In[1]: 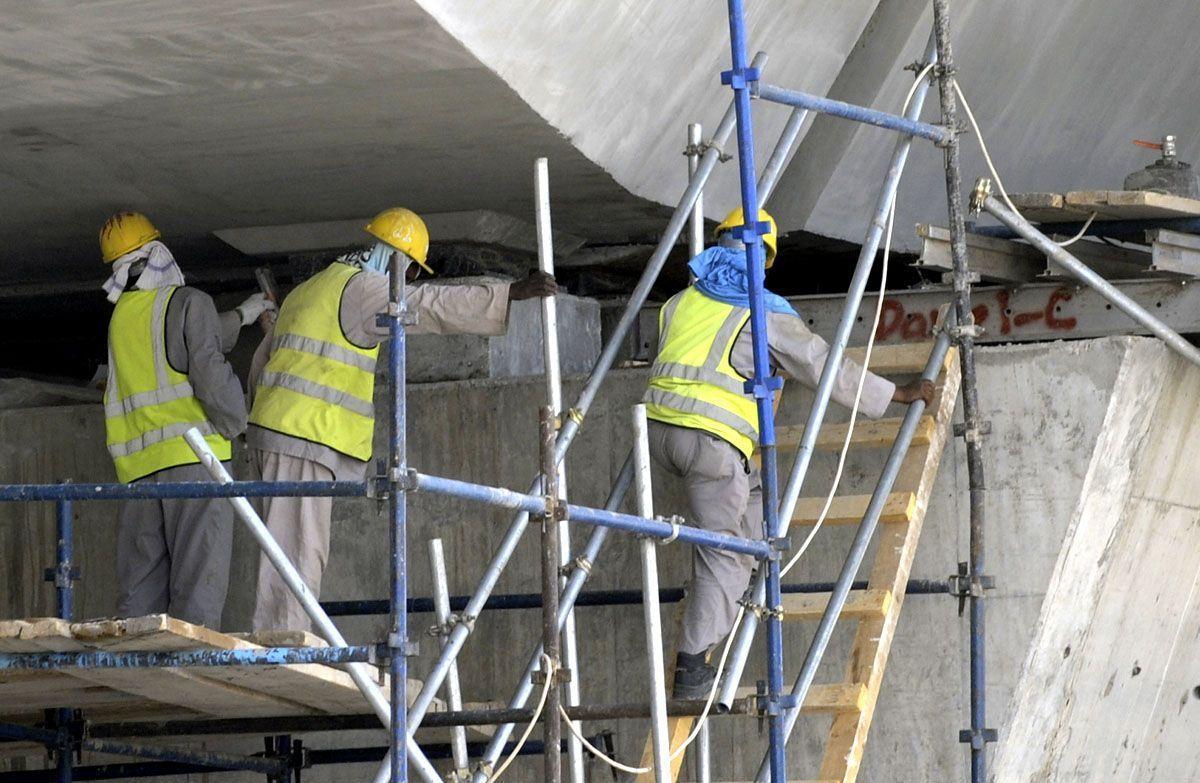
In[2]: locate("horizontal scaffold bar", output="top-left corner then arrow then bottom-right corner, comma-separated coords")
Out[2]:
0,480 -> 368,502
0,644 -> 377,670
322,578 -> 952,616
754,82 -> 952,144
411,471 -> 772,558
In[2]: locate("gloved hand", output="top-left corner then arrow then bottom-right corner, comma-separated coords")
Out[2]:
236,292 -> 277,326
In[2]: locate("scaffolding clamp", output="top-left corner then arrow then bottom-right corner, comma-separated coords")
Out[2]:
954,420 -> 992,444
427,613 -> 474,637
562,555 -> 592,577
949,562 -> 995,616
386,634 -> 421,658
43,563 -> 80,589
377,303 -> 418,327
531,666 -> 572,685
969,177 -> 993,214
656,515 -> 684,545
958,727 -> 999,749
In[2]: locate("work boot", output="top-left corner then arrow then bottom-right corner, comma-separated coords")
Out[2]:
672,651 -> 716,700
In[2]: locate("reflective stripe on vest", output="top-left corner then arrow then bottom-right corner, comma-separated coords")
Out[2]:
104,287 -> 232,483
643,287 -> 761,459
249,262 -> 381,461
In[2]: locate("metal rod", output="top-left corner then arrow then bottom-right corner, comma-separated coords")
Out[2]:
387,234 -> 411,783
180,430 -> 438,783
930,6 -> 991,780
633,405 -> 671,781
410,471 -> 769,558
536,156 -> 586,783
407,52 -> 768,750
470,456 -> 633,783
697,720 -> 712,783
53,495 -> 74,783
687,124 -> 705,257
321,578 -> 950,616
754,82 -> 951,144
0,645 -> 377,670
723,3 -> 787,779
429,539 -> 469,775
976,191 -> 1200,366
752,325 -> 954,782
0,480 -> 366,502
718,29 -> 941,712
756,107 -> 809,205
540,407 -> 563,783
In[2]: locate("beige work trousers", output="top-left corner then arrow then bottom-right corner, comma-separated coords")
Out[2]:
648,420 -> 763,656
250,451 -> 333,632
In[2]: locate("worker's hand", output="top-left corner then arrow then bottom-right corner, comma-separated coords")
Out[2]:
509,271 -> 558,301
236,292 -> 277,326
892,379 -> 935,406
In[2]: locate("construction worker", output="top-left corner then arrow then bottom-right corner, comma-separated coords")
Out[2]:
246,207 -> 557,632
644,208 -> 934,698
101,211 -> 274,628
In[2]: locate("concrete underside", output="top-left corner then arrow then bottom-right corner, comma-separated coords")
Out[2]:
4,1 -> 1199,285
6,335 -> 1196,780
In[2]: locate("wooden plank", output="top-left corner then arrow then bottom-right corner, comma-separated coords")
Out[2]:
843,342 -> 935,375
733,683 -> 867,715
790,493 -> 915,526
780,590 -> 892,623
774,416 -> 934,454
1066,189 -> 1200,220
818,350 -> 962,782
916,223 -> 1044,283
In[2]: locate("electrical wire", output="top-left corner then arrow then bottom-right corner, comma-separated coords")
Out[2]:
486,654 -> 557,782
952,81 -> 1097,247
780,61 -> 933,578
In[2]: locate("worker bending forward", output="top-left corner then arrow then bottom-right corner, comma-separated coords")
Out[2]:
247,207 -> 556,632
101,212 -> 274,628
644,208 -> 933,698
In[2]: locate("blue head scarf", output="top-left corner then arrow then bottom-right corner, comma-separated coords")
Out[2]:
359,241 -> 394,274
688,245 -> 797,315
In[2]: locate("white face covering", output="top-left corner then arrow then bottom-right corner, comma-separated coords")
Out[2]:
102,241 -> 186,303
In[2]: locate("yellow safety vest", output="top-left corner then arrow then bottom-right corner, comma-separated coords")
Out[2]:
643,287 -> 761,459
249,262 -> 380,461
104,288 -> 232,483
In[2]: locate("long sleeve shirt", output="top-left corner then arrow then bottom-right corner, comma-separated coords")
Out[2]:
729,308 -> 896,419
163,287 -> 248,439
245,269 -> 511,479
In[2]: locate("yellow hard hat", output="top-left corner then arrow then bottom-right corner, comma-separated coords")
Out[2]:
365,207 -> 432,275
714,207 -> 778,268
100,212 -> 161,264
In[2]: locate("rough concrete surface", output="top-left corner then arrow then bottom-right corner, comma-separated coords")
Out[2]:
0,336 -> 1162,781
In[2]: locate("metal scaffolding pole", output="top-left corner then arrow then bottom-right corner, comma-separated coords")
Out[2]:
428,540 -> 469,776
535,156 -> 586,783
722,2 -> 787,779
633,405 -> 671,781
539,408 -> 563,783
929,3 -> 994,780
718,29 -> 941,712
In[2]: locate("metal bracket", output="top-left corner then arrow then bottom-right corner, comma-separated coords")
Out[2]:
43,565 -> 81,588
562,555 -> 593,577
969,177 -> 993,214
530,667 -> 572,685
753,681 -> 797,716
720,66 -> 761,91
656,514 -> 684,545
427,613 -> 474,638
386,634 -> 420,658
958,727 -> 999,749
953,420 -> 992,444
949,562 -> 995,616
743,374 -> 784,399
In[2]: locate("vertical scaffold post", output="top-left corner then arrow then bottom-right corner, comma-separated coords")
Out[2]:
686,124 -> 705,257
428,539 -> 469,776
929,2 -> 992,780
388,250 -> 410,783
53,495 -> 74,783
535,157 -> 586,783
632,404 -> 671,781
539,407 -> 563,783
722,1 -> 787,780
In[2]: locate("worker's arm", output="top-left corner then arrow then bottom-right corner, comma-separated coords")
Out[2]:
170,289 -> 248,439
340,272 -> 515,346
214,294 -> 276,354
216,311 -> 240,354
765,310 -> 898,418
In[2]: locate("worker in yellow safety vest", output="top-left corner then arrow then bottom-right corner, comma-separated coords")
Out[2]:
101,211 -> 275,628
246,207 -> 557,632
644,207 -> 934,698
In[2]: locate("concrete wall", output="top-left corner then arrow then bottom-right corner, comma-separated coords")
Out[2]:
0,336 -> 1143,780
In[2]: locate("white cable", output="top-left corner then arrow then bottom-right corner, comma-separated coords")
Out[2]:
779,62 -> 932,578
559,605 -> 748,774
953,81 -> 1096,247
487,654 -> 557,782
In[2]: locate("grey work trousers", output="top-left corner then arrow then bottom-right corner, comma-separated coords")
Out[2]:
648,420 -> 763,656
251,450 -> 333,632
116,462 -> 234,629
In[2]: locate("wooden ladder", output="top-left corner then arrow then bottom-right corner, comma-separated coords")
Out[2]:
634,340 -> 960,782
